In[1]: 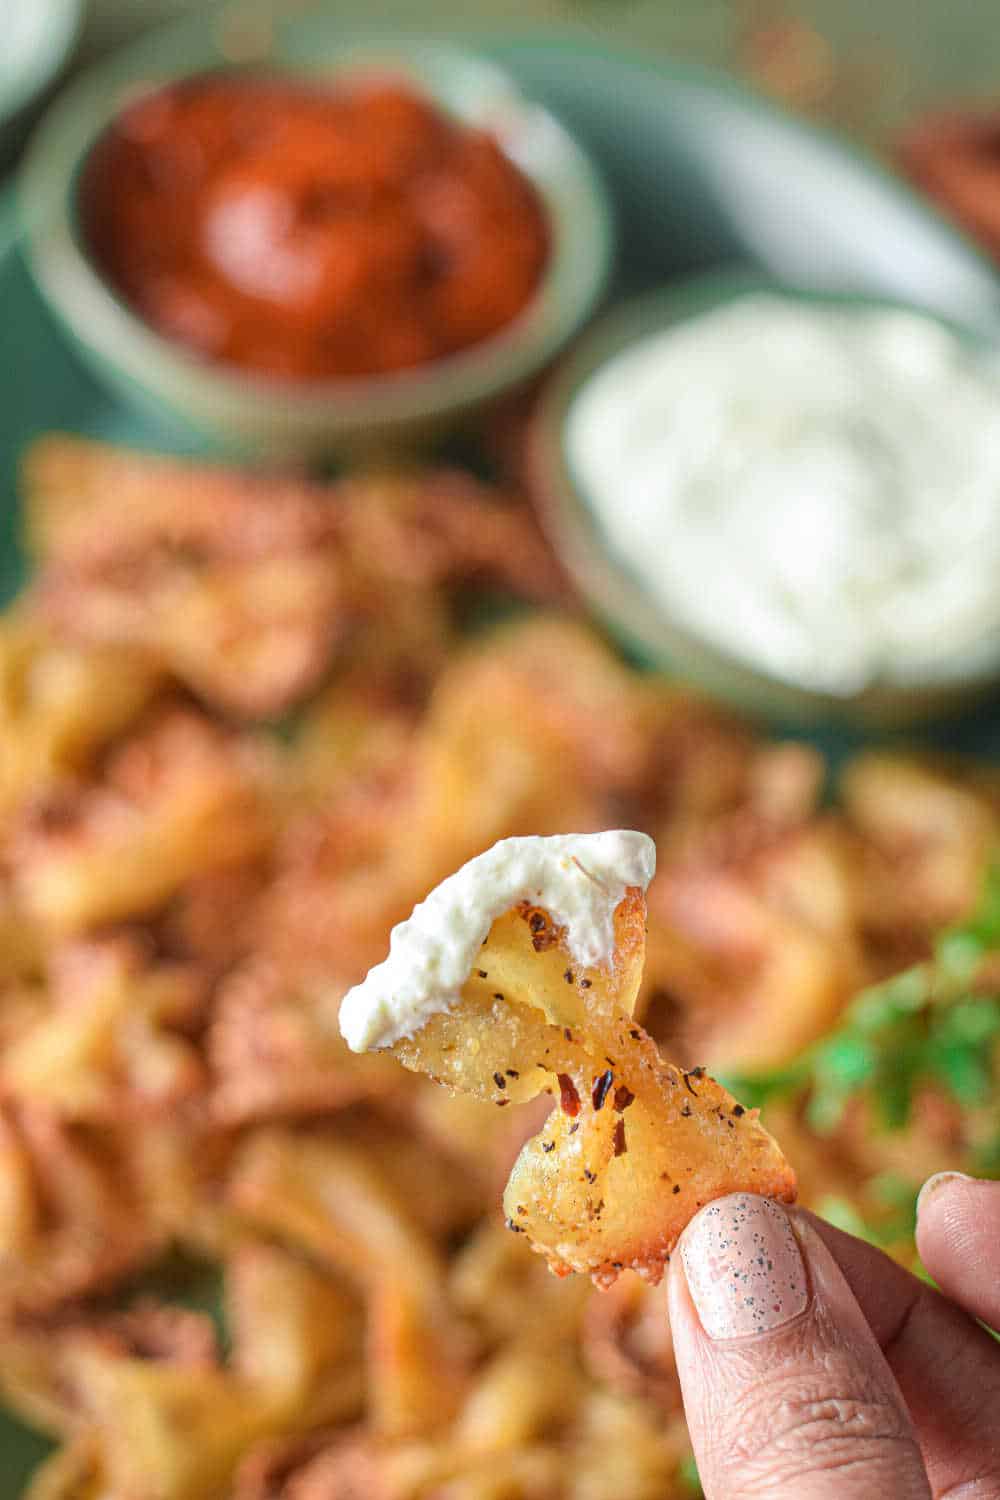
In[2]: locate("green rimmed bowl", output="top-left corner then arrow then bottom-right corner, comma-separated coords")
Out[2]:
18,32 -> 613,462
531,269 -> 1000,730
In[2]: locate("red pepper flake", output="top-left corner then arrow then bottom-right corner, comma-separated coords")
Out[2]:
493,1072 -> 506,1090
613,1118 -> 627,1157
557,1073 -> 581,1117
564,1028 -> 573,1042
591,1069 -> 615,1111
614,1084 -> 635,1111
496,1099 -> 510,1107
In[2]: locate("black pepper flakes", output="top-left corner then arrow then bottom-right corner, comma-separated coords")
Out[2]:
569,1122 -> 580,1135
672,1184 -> 681,1194
506,1068 -> 519,1078
477,969 -> 488,979
613,1118 -> 627,1157
542,1141 -> 555,1153
680,1103 -> 693,1118
563,969 -> 574,984
580,978 -> 592,989
493,1072 -> 506,1090
614,1084 -> 635,1112
732,1103 -> 746,1117
584,1169 -> 597,1184
591,1069 -> 615,1111
493,993 -> 505,1002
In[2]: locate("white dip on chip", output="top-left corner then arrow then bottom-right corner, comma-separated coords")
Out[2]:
566,293 -> 1000,694
339,830 -> 655,1053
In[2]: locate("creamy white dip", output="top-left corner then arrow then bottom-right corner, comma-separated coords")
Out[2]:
339,830 -> 655,1053
566,293 -> 1000,694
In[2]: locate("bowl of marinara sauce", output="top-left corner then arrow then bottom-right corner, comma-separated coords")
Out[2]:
19,40 -> 612,459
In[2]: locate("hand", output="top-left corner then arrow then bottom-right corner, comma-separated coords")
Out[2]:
668,1176 -> 1000,1498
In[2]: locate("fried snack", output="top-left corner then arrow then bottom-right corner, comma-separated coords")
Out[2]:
227,1239 -> 365,1429
0,1299 -> 218,1438
11,707 -> 275,935
0,611 -> 159,822
207,961 -> 393,1127
3,938 -> 206,1122
24,438 -> 563,720
61,1339 -> 279,1500
341,834 -> 796,1286
227,1130 -> 470,1438
646,821 -> 862,1073
0,1108 -> 162,1318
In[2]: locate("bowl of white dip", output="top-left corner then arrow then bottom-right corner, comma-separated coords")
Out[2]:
531,271 -> 1000,727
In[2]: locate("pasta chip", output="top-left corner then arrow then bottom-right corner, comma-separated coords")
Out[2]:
349,866 -> 795,1286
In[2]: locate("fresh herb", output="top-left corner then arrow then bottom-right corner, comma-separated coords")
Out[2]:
678,1453 -> 703,1496
725,861 -> 1000,1139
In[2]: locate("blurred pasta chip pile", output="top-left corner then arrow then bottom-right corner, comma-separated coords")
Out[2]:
0,435 -> 995,1499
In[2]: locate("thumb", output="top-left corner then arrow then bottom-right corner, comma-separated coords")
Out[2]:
668,1194 -> 930,1500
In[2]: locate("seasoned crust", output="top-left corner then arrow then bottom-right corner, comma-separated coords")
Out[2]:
386,890 -> 795,1286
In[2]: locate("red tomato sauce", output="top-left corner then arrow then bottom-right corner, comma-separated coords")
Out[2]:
81,72 -> 550,381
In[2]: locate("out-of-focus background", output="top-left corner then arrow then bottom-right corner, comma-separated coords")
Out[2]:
73,0 -> 1000,124
7,0 -> 1000,164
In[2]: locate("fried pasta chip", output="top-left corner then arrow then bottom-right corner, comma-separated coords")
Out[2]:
3,938 -> 207,1122
0,1108 -> 161,1318
340,832 -> 795,1287
227,1130 -> 470,1437
11,707 -> 275,935
0,612 -> 159,822
227,1239 -> 365,1429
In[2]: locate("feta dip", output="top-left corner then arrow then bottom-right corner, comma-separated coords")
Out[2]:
566,293 -> 1000,694
339,830 -> 655,1053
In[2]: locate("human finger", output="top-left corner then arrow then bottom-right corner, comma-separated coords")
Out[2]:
668,1193 -> 930,1499
915,1172 -> 1000,1332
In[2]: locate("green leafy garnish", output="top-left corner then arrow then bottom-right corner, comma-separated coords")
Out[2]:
724,861 -> 1000,1139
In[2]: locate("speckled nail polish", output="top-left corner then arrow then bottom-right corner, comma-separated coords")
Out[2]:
680,1193 -> 808,1340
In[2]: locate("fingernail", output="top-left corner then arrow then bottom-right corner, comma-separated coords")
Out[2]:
680,1193 -> 808,1340
916,1171 -> 973,1220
